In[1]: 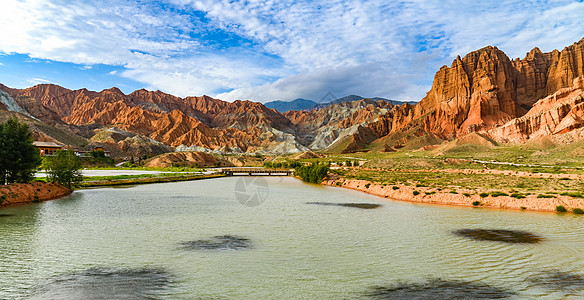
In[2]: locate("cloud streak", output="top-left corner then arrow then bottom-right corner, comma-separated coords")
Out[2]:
0,0 -> 583,102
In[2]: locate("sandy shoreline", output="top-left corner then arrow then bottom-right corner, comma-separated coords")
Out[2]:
323,176 -> 584,212
0,182 -> 72,207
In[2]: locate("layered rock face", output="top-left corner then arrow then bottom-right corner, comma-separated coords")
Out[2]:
4,84 -> 305,154
286,99 -> 393,150
489,76 -> 584,142
361,38 -> 584,145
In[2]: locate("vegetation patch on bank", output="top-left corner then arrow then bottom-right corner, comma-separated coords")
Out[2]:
79,173 -> 225,188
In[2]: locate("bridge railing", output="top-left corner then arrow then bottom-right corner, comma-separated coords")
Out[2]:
221,167 -> 294,175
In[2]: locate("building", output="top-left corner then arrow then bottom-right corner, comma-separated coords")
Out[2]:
74,146 -> 111,157
33,141 -> 65,156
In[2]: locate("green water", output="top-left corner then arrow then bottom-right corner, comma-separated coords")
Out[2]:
1,177 -> 584,299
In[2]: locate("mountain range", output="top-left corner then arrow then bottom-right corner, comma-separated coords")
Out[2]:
264,95 -> 416,112
1,37 -> 583,158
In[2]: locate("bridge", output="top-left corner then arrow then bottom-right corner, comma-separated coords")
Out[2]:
221,167 -> 294,176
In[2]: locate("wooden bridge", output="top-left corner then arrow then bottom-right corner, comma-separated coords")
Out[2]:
221,167 -> 294,176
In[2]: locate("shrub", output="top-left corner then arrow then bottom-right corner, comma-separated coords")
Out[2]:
0,195 -> 5,204
449,190 -> 458,194
560,192 -> 584,198
573,208 -> 584,214
463,193 -> 471,197
336,182 -> 342,186
425,191 -> 435,195
556,205 -> 567,213
472,201 -> 481,206
479,192 -> 489,198
510,192 -> 526,199
392,186 -> 399,190
413,190 -> 420,196
537,194 -> 556,198
365,183 -> 371,189
520,206 -> 527,210
416,183 -> 427,187
490,191 -> 508,197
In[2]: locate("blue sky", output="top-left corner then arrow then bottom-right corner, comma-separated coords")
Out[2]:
0,0 -> 583,103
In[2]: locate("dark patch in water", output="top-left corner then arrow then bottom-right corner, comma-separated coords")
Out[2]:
365,279 -> 514,299
179,235 -> 251,251
0,214 -> 15,218
528,270 -> 584,291
306,202 -> 382,209
453,229 -> 543,244
31,267 -> 173,300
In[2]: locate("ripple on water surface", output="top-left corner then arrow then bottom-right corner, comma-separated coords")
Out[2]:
178,235 -> 252,251
364,279 -> 515,299
452,229 -> 543,244
30,268 -> 173,300
306,202 -> 382,209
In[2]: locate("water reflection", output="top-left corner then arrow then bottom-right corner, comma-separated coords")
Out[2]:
528,270 -> 584,291
452,229 -> 543,244
365,279 -> 514,299
179,235 -> 252,251
30,268 -> 173,300
306,202 -> 382,209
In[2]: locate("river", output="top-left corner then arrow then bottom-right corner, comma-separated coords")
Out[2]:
1,177 -> 583,299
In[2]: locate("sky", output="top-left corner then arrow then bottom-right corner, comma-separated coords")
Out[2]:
0,1 -> 583,103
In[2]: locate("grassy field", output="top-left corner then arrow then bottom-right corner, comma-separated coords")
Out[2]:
288,140 -> 584,198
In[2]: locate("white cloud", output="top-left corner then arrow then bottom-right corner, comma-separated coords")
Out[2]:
0,0 -> 583,101
28,77 -> 56,85
0,62 -> 4,66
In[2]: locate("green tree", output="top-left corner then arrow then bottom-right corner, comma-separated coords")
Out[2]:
46,149 -> 83,188
0,117 -> 41,184
295,163 -> 329,184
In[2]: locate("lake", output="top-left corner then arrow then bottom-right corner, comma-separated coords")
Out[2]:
1,177 -> 583,299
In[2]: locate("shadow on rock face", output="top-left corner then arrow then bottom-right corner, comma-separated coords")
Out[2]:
452,229 -> 543,244
528,270 -> 584,292
306,202 -> 382,209
179,235 -> 252,251
0,214 -> 15,218
31,268 -> 173,300
364,279 -> 514,299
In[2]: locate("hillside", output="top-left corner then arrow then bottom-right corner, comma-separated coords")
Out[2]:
1,37 -> 583,157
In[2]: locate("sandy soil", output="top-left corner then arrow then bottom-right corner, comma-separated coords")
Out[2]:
0,182 -> 72,207
323,176 -> 584,212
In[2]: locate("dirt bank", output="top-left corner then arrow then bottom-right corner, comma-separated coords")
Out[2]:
0,182 -> 72,207
323,176 -> 584,212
